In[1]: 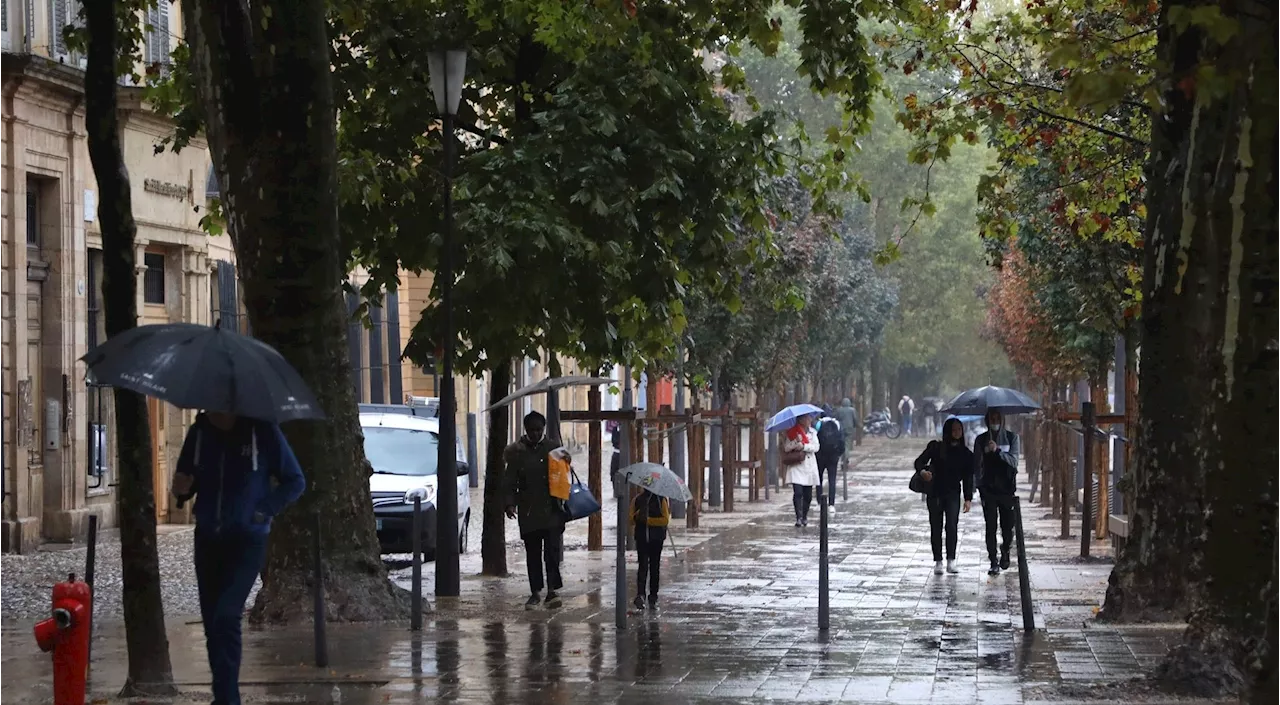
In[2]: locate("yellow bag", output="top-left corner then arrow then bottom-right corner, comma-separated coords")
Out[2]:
548,447 -> 572,500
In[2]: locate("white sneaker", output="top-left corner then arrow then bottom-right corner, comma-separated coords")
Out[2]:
934,561 -> 944,575
946,560 -> 959,574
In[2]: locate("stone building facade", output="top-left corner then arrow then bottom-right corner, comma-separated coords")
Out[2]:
2,0 -> 237,552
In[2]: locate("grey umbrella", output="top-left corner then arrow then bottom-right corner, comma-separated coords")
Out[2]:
482,376 -> 617,413
941,385 -> 1041,416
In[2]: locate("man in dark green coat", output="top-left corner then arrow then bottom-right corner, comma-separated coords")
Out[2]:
504,411 -> 565,609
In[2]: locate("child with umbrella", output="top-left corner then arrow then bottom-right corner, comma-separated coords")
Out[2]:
620,462 -> 692,612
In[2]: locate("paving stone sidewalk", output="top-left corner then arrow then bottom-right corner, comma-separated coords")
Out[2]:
2,439 -> 1217,704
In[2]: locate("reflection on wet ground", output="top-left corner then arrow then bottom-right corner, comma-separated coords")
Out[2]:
2,442 -> 1195,704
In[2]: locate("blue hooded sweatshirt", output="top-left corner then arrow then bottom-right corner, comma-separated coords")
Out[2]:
174,414 -> 306,534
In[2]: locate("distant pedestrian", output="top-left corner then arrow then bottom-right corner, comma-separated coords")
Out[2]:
171,412 -> 306,705
631,488 -> 670,611
898,395 -> 916,436
974,409 -> 1021,575
815,413 -> 845,508
781,413 -> 821,527
834,397 -> 858,471
504,411 -> 567,609
913,417 -> 973,575
607,420 -> 623,497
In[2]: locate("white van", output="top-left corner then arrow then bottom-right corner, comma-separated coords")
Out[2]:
360,409 -> 470,556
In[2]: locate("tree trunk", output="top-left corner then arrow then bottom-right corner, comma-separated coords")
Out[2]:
182,0 -> 405,623
1123,2 -> 1276,696
870,348 -> 884,413
481,364 -> 512,575
83,1 -> 177,694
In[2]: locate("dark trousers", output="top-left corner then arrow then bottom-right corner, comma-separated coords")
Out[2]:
523,527 -> 564,594
927,493 -> 961,561
194,529 -> 268,705
817,457 -> 839,505
635,527 -> 666,598
982,493 -> 1016,564
792,484 -> 813,522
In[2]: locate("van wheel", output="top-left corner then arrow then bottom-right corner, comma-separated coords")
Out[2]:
459,512 -> 470,554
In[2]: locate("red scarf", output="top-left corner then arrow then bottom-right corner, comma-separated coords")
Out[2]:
786,425 -> 810,444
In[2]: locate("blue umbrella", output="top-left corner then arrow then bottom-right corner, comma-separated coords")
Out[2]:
765,403 -> 824,432
941,385 -> 1040,415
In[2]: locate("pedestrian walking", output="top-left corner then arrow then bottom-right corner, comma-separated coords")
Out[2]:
171,412 -> 306,705
504,411 -> 567,609
781,413 -> 821,526
912,417 -> 973,575
631,488 -> 671,611
834,397 -> 858,477
974,409 -> 1021,575
607,419 -> 623,498
898,395 -> 916,437
815,412 -> 845,508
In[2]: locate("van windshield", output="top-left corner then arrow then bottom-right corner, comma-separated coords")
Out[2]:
363,427 -> 439,476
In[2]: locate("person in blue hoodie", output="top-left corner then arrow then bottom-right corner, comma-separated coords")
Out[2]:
171,411 -> 306,705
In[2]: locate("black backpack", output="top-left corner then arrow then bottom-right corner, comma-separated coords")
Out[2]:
817,419 -> 844,457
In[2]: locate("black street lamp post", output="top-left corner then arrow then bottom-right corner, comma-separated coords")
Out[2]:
428,48 -> 466,599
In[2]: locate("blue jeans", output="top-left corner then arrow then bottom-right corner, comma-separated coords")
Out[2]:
195,529 -> 268,705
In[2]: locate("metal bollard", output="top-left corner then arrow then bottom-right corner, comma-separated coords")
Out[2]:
466,413 -> 479,489
1013,497 -> 1036,631
818,491 -> 830,632
313,512 -> 329,667
842,454 -> 849,502
411,496 -> 423,631
85,514 -> 98,676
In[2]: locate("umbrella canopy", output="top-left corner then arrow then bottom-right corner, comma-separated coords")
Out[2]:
620,462 -> 693,502
81,322 -> 323,423
765,403 -> 824,433
941,386 -> 1040,416
483,376 -> 616,413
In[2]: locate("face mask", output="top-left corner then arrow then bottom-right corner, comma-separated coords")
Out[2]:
525,430 -> 544,444
990,423 -> 1002,433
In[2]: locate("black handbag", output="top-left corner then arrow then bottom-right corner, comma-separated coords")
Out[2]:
909,443 -> 936,494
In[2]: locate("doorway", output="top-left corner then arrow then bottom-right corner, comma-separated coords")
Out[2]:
148,397 -> 169,522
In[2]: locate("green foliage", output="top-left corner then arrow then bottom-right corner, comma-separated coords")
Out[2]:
330,0 -> 909,377
878,0 -> 1152,386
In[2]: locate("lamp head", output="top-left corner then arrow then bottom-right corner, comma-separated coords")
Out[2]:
427,49 -> 467,115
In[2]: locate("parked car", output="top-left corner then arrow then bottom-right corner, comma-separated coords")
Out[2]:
361,409 -> 469,556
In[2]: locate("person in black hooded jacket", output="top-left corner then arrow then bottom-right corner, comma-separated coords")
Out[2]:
913,417 -> 974,575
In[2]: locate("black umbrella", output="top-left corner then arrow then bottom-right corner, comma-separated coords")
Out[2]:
81,322 -> 323,423
941,385 -> 1040,416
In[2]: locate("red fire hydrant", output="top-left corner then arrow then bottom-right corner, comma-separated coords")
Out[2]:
33,573 -> 92,705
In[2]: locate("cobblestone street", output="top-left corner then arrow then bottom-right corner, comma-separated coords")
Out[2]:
2,440 -> 1213,704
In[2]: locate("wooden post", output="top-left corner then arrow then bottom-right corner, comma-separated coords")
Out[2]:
1080,401 -> 1094,557
1091,379 -> 1109,540
1058,402 -> 1071,540
751,410 -> 765,501
587,387 -> 603,551
687,417 -> 702,528
723,403 -> 737,513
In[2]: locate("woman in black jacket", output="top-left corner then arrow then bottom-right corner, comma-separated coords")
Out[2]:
913,417 -> 974,575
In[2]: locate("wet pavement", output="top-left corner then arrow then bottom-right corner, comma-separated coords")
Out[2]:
2,440 -> 1213,704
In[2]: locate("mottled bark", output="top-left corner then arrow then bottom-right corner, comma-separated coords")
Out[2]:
181,0 -> 405,623
83,1 -> 177,695
1106,1 -> 1277,699
481,364 -> 512,576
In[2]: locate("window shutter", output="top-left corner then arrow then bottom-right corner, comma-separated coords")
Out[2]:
145,5 -> 159,64
346,292 -> 363,401
369,302 -> 384,404
217,261 -> 238,333
50,0 -> 67,55
157,0 -> 169,64
386,291 -> 403,403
